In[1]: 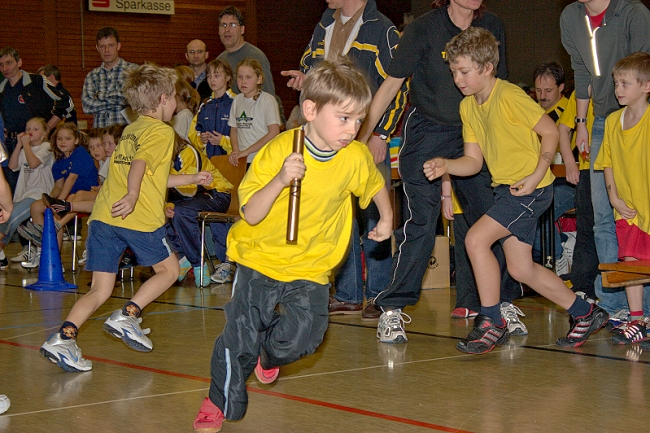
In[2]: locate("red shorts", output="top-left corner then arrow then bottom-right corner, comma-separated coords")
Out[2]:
616,220 -> 650,260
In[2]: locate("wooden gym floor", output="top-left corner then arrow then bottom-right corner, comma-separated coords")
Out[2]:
1,240 -> 649,433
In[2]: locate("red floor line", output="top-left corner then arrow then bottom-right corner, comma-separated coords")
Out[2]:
2,338 -> 472,432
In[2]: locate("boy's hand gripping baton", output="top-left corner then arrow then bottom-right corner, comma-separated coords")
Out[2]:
286,129 -> 305,244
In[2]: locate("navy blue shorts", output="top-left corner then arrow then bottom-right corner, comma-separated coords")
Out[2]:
486,184 -> 553,246
85,221 -> 172,273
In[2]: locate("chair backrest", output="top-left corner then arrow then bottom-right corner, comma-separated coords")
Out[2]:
209,155 -> 246,215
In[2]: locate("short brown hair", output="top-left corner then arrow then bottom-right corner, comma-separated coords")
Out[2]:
299,57 -> 372,115
86,128 -> 105,142
123,64 -> 177,114
445,26 -> 499,76
0,47 -> 20,62
613,52 -> 650,85
104,124 -> 126,142
207,59 -> 233,88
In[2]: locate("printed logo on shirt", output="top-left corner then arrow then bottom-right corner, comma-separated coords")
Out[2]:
18,95 -> 25,104
236,111 -> 254,130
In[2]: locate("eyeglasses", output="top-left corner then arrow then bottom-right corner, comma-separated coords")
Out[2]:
219,22 -> 240,28
188,50 -> 205,55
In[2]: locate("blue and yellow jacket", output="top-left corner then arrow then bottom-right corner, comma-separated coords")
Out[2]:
300,0 -> 407,137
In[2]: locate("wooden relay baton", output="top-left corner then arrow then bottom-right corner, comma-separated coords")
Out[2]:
286,128 -> 305,244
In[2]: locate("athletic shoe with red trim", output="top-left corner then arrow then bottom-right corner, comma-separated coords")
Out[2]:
457,314 -> 509,354
193,397 -> 224,433
254,357 -> 279,384
612,320 -> 647,345
556,304 -> 609,348
451,307 -> 479,318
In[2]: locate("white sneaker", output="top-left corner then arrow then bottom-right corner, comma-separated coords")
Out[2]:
562,231 -> 577,268
21,248 -> 41,269
377,309 -> 411,343
11,245 -> 35,263
40,332 -> 93,372
78,250 -> 87,265
554,253 -> 569,276
211,262 -> 235,284
500,302 -> 528,336
0,394 -> 9,414
103,310 -> 152,352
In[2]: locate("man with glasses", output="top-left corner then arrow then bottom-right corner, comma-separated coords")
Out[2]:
186,39 -> 212,100
216,6 -> 276,96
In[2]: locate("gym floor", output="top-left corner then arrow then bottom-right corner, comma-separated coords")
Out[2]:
1,240 -> 648,433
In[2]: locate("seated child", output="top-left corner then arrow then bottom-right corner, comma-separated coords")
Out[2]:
189,59 -> 235,158
0,118 -> 54,268
171,79 -> 201,141
40,64 -> 213,373
192,58 -> 392,433
595,52 -> 650,345
423,27 -> 608,354
165,134 -> 233,287
228,58 -> 281,166
18,122 -> 98,268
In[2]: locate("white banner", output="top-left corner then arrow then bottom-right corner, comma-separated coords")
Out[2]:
89,0 -> 175,15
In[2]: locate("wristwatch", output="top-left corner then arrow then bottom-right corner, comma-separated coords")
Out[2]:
372,132 -> 388,140
574,117 -> 587,123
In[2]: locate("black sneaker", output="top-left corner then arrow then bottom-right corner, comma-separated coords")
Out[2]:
42,193 -> 71,218
0,256 -> 8,269
457,314 -> 509,354
612,320 -> 647,345
556,304 -> 609,348
119,249 -> 138,269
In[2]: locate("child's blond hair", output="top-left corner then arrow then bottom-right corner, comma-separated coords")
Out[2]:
613,52 -> 650,86
236,58 -> 264,98
123,64 -> 177,114
299,57 -> 372,115
445,26 -> 499,76
207,59 -> 233,89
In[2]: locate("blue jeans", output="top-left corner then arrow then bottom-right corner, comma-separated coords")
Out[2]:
0,198 -> 35,242
590,117 -> 626,313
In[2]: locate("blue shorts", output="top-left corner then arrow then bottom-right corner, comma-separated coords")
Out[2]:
487,184 -> 553,246
85,221 -> 172,273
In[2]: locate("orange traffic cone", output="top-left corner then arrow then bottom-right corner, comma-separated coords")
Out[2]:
26,209 -> 76,291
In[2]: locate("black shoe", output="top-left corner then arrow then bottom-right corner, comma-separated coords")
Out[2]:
42,193 -> 71,218
0,256 -> 8,269
119,249 -> 138,269
556,304 -> 609,348
457,315 -> 509,354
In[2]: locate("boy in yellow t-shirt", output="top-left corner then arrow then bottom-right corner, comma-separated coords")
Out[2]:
193,59 -> 392,433
424,27 -> 608,355
595,52 -> 650,345
40,65 -> 212,373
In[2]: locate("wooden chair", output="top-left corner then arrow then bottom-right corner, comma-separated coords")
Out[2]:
197,155 -> 246,286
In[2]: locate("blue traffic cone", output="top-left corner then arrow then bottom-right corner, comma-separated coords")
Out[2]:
26,208 -> 77,291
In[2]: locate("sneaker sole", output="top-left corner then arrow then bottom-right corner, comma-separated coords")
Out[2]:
210,277 -> 232,284
378,334 -> 408,344
103,322 -> 152,352
457,330 -> 510,354
556,315 -> 609,348
509,328 -> 528,336
39,346 -> 92,373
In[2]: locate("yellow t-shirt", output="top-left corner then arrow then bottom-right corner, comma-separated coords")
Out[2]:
558,91 -> 594,171
227,128 -> 386,284
546,95 -> 569,126
89,115 -> 174,232
171,144 -> 233,197
461,79 -> 555,188
594,106 -> 650,234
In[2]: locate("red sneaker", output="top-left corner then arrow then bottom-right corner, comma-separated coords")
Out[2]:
193,397 -> 224,433
451,307 -> 479,318
254,357 -> 279,384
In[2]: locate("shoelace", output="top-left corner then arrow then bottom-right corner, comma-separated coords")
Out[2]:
386,310 -> 412,329
502,304 -> 525,320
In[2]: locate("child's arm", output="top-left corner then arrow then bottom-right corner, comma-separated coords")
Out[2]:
243,152 -> 305,225
441,173 -> 454,221
423,142 -> 484,181
231,124 -> 280,165
228,126 -> 240,165
50,179 -> 64,199
367,187 -> 393,242
167,171 -> 213,188
57,173 -> 79,200
510,114 -> 559,195
19,136 -> 44,169
0,169 -> 13,223
7,135 -> 24,171
604,167 -> 637,220
558,123 -> 579,185
111,159 -> 146,219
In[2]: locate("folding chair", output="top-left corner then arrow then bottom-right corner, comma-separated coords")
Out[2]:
197,155 -> 246,287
